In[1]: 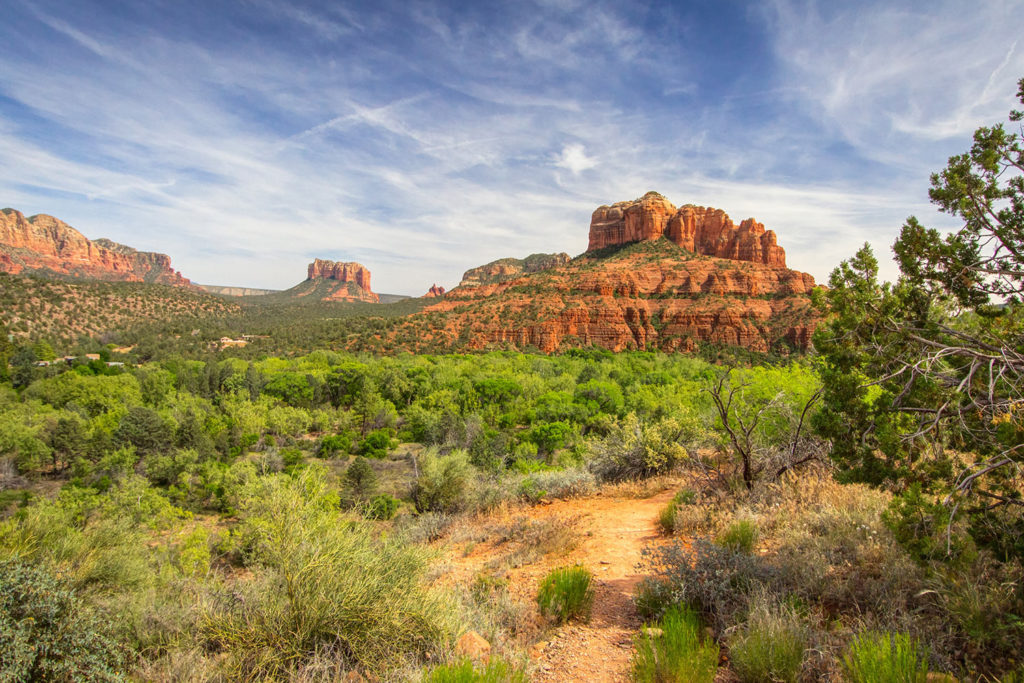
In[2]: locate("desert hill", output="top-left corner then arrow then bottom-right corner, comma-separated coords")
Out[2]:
0,208 -> 192,286
459,253 -> 571,286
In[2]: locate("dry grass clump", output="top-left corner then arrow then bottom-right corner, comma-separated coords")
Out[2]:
485,513 -> 582,569
635,469 -> 963,679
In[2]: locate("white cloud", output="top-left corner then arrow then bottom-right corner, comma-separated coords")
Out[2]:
555,143 -> 597,175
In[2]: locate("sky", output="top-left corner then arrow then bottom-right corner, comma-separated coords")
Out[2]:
1,0 -> 1023,294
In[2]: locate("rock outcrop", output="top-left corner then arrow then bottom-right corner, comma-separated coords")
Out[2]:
304,258 -> 379,303
423,284 -> 446,298
459,253 -> 571,287
0,208 -> 192,286
376,197 -> 819,355
588,192 -> 787,267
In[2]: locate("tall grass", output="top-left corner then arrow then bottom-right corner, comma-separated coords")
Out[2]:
727,593 -> 806,683
632,604 -> 719,683
537,565 -> 594,623
717,519 -> 758,553
200,467 -> 458,677
423,659 -> 528,682
842,631 -> 928,683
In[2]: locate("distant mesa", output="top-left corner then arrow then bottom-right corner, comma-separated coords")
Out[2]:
423,283 -> 446,298
588,191 -> 787,267
0,208 -> 192,286
198,284 -> 279,297
303,258 -> 379,303
459,253 -> 571,287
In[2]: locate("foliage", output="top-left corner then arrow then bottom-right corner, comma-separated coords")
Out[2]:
727,593 -> 807,683
412,448 -> 472,513
0,559 -> 128,681
202,467 -> 456,675
631,603 -> 719,683
813,77 -> 1024,558
842,631 -> 928,683
364,493 -> 400,520
717,519 -> 758,553
588,413 -> 691,482
344,456 -> 379,499
423,658 -> 528,683
536,565 -> 594,624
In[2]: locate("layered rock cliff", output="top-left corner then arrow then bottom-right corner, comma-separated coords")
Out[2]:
376,196 -> 819,355
588,192 -> 787,267
303,258 -> 379,303
0,208 -> 192,286
459,253 -> 571,287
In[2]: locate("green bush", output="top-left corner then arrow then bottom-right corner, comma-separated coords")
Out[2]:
588,414 -> 688,482
842,631 -> 928,683
632,603 -> 719,683
718,519 -> 758,553
423,658 -> 527,682
364,493 -> 400,520
537,565 -> 594,623
413,448 -> 471,513
344,456 -> 379,499
0,560 -> 128,681
358,428 -> 394,458
728,596 -> 806,683
658,501 -> 678,535
202,468 -> 457,676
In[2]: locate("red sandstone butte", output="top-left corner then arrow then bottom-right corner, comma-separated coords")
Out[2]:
306,258 -> 379,302
0,208 -> 192,286
588,192 -> 787,267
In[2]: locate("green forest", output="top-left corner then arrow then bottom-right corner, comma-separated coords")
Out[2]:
1,80 -> 1023,683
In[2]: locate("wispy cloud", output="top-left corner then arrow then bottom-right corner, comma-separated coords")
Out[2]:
0,0 -> 1021,293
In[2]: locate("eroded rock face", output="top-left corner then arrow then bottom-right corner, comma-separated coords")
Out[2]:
308,258 -> 372,289
423,283 -> 446,298
588,192 -> 787,267
421,245 -> 817,353
0,208 -> 192,286
459,253 -> 571,287
306,258 -> 379,302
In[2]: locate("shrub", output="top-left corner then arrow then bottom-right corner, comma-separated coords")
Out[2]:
673,488 -> 697,505
636,538 -> 776,634
202,468 -> 457,676
718,519 -> 758,553
364,493 -> 400,520
0,560 -> 128,681
358,428 -> 394,458
537,565 -> 594,623
632,603 -> 719,683
588,414 -> 687,482
658,502 -> 678,535
413,448 -> 471,514
344,456 -> 379,499
728,594 -> 806,683
519,467 -> 596,503
423,658 -> 527,682
842,631 -> 928,683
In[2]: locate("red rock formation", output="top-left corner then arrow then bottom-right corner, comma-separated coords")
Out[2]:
459,253 -> 571,286
0,208 -> 192,286
376,197 -> 819,355
307,258 -> 373,290
588,192 -> 787,267
306,258 -> 379,302
423,283 -> 446,298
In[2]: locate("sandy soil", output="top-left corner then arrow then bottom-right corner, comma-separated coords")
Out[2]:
440,485 -> 680,682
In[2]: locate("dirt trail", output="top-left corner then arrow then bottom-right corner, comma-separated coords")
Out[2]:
444,486 -> 678,682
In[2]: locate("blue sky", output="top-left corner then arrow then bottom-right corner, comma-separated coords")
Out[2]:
1,0 -> 1022,293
